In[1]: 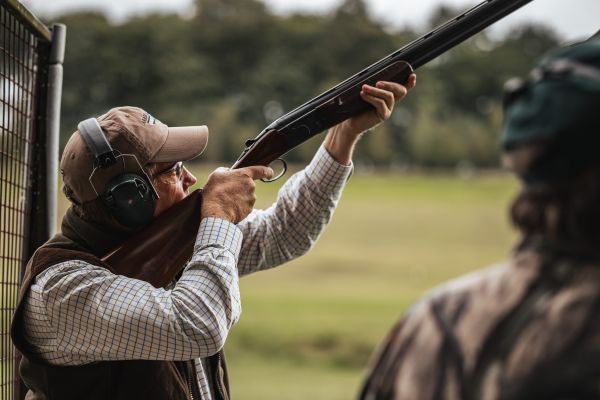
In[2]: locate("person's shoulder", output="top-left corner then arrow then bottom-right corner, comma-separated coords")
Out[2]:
384,259 -> 519,345
413,252 -> 540,317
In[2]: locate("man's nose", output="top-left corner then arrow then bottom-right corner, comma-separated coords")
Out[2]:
182,167 -> 197,188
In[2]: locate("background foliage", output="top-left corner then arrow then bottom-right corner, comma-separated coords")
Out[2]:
49,0 -> 561,168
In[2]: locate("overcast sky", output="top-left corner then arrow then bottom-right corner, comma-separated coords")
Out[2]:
22,0 -> 600,42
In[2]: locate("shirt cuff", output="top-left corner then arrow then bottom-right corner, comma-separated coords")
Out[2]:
305,144 -> 353,191
195,217 -> 243,261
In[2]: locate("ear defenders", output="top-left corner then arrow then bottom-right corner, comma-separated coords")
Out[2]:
77,118 -> 159,228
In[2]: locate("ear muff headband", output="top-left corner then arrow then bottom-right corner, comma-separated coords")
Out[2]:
77,118 -> 118,169
77,118 -> 158,228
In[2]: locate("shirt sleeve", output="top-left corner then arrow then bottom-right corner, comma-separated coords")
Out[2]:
236,144 -> 353,276
27,217 -> 242,363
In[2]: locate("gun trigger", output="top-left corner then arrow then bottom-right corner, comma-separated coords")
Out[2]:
261,158 -> 287,183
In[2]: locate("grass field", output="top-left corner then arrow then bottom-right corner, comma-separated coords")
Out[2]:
54,168 -> 519,399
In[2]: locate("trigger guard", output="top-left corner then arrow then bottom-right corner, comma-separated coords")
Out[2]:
261,158 -> 287,183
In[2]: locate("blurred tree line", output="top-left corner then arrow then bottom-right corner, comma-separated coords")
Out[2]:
50,0 -> 560,168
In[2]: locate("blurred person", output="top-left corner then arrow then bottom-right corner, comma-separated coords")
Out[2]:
359,38 -> 600,400
10,75 -> 416,400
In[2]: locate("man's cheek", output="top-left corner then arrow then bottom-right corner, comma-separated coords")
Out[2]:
156,174 -> 179,185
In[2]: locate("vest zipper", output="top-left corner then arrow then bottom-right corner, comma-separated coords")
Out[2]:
187,372 -> 195,400
187,360 -> 204,400
215,353 -> 226,400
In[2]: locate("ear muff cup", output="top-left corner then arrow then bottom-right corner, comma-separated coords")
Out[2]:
102,173 -> 156,228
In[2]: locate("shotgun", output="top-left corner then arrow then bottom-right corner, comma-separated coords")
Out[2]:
231,0 -> 534,172
103,0 -> 533,285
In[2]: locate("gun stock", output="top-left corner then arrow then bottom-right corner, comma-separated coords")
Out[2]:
101,0 -> 534,284
102,190 -> 203,288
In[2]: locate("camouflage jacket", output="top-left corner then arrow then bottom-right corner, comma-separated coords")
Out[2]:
359,243 -> 600,400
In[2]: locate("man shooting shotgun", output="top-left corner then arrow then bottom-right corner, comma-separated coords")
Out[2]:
10,0 -> 532,398
11,85 -> 415,399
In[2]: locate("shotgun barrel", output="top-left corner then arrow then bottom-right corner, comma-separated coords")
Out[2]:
231,0 -> 534,170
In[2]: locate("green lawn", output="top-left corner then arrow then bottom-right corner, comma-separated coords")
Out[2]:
53,168 -> 518,399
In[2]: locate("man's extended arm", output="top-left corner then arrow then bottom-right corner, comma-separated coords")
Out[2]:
236,77 -> 415,275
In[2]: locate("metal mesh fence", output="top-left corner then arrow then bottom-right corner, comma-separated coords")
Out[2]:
0,2 -> 51,399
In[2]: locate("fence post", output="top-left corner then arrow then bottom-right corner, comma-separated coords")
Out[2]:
46,24 -> 66,236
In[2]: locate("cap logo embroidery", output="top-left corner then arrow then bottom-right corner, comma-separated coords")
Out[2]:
142,113 -> 157,125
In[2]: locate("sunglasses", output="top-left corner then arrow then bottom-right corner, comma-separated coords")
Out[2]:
153,161 -> 184,180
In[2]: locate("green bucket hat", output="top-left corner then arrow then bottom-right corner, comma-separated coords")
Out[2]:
501,38 -> 600,181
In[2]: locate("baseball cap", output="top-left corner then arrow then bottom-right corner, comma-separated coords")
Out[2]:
61,106 -> 209,203
500,38 -> 600,181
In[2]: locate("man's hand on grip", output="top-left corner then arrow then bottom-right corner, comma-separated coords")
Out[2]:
201,166 -> 274,224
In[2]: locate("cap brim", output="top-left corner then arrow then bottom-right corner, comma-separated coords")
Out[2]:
152,125 -> 209,163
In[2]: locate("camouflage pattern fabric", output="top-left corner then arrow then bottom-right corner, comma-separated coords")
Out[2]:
359,242 -> 600,400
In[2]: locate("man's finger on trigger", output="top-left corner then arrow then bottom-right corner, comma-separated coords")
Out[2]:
242,165 -> 274,180
261,166 -> 275,180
